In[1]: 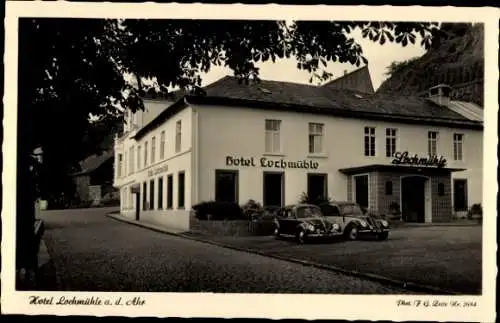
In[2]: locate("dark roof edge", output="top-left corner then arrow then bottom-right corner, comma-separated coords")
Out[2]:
131,92 -> 483,141
132,97 -> 189,140
185,96 -> 484,130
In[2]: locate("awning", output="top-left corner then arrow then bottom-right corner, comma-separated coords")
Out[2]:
338,164 -> 466,175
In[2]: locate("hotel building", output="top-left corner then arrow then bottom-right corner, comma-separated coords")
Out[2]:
113,75 -> 483,230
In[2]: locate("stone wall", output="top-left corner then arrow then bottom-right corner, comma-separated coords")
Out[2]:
189,216 -> 275,236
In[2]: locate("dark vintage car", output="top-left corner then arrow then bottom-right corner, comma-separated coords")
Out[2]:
273,204 -> 343,243
318,201 -> 390,240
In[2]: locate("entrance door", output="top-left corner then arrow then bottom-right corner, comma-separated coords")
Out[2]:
263,172 -> 284,208
354,175 -> 369,210
307,174 -> 327,201
215,170 -> 238,203
401,176 -> 427,223
135,192 -> 140,220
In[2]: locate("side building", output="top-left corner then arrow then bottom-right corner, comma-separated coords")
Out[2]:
113,76 -> 483,230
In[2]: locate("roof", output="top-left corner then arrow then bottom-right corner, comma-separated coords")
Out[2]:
322,65 -> 375,94
72,150 -> 113,176
132,75 -> 483,140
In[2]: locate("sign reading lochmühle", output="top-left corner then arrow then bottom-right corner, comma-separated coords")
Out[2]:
226,156 -> 320,169
147,164 -> 169,177
392,151 -> 447,168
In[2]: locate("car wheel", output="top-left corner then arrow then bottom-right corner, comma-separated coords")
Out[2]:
296,229 -> 307,244
274,227 -> 281,239
377,232 -> 389,241
345,225 -> 359,241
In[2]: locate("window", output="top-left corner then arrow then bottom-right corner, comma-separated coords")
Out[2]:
453,179 -> 468,211
129,146 -> 135,174
364,127 -> 376,156
160,130 -> 166,160
178,172 -> 185,209
215,170 -> 238,203
158,177 -> 164,210
144,141 -> 148,166
453,133 -> 464,161
265,119 -> 281,153
142,182 -> 147,210
166,175 -> 173,209
385,181 -> 393,195
428,131 -> 438,156
151,136 -> 156,164
175,120 -> 182,153
385,128 -> 397,157
438,183 -> 445,196
308,123 -> 324,154
137,145 -> 141,170
123,152 -> 127,177
149,180 -> 155,210
117,153 -> 123,178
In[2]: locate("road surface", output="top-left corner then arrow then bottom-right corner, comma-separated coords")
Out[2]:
40,207 -> 411,293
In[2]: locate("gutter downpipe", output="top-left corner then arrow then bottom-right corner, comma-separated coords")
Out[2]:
188,97 -> 199,230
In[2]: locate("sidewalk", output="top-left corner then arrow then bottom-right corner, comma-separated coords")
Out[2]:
107,213 -> 480,295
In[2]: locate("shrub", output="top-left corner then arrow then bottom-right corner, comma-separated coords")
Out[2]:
192,201 -> 244,220
241,199 -> 264,220
298,192 -> 332,206
468,203 -> 483,220
387,201 -> 402,221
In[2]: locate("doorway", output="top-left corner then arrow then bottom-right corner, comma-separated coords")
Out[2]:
135,192 -> 140,220
307,173 -> 328,201
263,172 -> 284,208
401,176 -> 428,223
354,174 -> 369,210
215,170 -> 239,203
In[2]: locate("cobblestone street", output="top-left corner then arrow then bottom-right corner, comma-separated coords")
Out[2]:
39,207 -> 412,293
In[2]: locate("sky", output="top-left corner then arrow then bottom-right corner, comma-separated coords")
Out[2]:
196,28 -> 427,91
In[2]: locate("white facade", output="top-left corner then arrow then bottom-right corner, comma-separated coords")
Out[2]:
114,94 -> 483,229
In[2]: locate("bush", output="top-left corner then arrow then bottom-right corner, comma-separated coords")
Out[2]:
468,203 -> 483,220
241,199 -> 264,220
298,192 -> 332,206
387,201 -> 402,221
192,201 -> 244,220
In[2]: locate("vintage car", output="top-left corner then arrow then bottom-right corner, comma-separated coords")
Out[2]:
318,201 -> 390,241
273,204 -> 343,244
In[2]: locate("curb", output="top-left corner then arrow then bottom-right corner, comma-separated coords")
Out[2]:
107,213 -> 460,295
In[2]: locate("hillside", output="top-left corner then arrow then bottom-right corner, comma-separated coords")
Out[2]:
377,23 -> 484,107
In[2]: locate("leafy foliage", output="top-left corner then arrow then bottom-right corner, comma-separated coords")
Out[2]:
298,192 -> 332,206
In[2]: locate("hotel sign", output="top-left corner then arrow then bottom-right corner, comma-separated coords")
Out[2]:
391,151 -> 447,168
226,156 -> 319,170
147,164 -> 169,177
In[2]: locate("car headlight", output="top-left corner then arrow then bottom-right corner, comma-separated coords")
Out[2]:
306,224 -> 315,231
359,220 -> 368,227
381,220 -> 389,227
332,223 -> 340,231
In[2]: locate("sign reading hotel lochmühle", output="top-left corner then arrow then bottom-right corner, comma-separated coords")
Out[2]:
225,156 -> 320,170
391,151 -> 447,168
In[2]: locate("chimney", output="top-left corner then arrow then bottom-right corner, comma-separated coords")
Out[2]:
428,84 -> 452,107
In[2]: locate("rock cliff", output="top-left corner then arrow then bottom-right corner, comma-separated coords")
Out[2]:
377,23 -> 484,107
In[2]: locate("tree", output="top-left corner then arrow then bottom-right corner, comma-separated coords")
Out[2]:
16,18 -> 444,282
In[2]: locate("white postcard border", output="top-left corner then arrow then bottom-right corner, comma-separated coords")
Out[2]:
2,2 -> 498,321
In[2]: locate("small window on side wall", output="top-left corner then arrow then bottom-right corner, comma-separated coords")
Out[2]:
385,181 -> 393,195
438,183 -> 445,196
